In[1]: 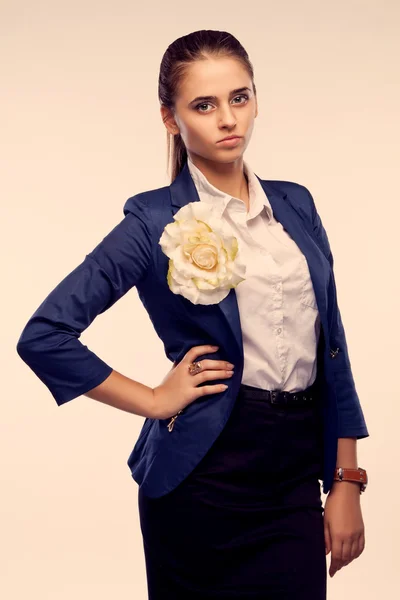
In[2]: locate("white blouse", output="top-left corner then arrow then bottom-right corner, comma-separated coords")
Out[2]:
187,156 -> 321,393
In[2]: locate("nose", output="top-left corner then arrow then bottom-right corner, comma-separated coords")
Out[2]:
218,104 -> 237,128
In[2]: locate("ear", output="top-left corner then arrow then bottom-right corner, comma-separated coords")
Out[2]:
254,96 -> 258,118
160,105 -> 180,135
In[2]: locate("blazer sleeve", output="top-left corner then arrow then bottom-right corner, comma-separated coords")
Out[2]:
16,195 -> 153,407
305,187 -> 369,440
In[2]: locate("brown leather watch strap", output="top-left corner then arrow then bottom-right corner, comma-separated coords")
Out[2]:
333,467 -> 368,493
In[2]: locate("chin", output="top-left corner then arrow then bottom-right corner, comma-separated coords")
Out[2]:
214,151 -> 245,162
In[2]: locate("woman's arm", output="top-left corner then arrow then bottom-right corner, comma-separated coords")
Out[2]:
305,187 -> 369,439
83,369 -> 155,418
335,437 -> 357,468
16,195 -> 153,410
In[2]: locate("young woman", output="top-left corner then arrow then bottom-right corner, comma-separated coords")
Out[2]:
17,29 -> 369,599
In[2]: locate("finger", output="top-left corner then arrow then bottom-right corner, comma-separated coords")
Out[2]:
350,538 -> 360,560
353,534 -> 364,559
341,538 -> 353,564
185,345 -> 219,362
358,532 -> 365,555
192,369 -> 234,384
323,519 -> 331,555
192,359 -> 234,372
195,383 -> 230,397
201,359 -> 235,371
329,538 -> 344,577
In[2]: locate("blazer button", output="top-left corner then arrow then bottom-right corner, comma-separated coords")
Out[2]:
330,347 -> 340,358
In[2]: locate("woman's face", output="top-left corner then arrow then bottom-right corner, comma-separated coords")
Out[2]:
162,56 -> 258,164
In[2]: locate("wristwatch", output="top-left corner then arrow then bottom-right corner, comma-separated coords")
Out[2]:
333,467 -> 368,493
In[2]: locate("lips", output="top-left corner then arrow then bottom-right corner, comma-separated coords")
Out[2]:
218,136 -> 241,142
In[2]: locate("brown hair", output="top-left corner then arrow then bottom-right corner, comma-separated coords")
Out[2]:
158,30 -> 257,183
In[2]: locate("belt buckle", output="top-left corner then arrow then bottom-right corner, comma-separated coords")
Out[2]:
270,391 -> 279,404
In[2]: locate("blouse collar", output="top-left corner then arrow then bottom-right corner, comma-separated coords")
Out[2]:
187,155 -> 273,222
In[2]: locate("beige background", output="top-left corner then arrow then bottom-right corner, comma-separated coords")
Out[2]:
2,1 -> 399,598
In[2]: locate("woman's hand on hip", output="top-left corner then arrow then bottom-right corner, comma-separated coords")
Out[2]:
150,345 -> 234,420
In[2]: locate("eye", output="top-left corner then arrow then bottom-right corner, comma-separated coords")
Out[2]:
195,94 -> 249,113
232,94 -> 249,104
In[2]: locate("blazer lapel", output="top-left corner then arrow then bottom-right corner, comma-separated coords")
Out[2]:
168,162 -> 329,357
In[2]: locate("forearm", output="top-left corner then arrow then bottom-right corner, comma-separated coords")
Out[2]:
84,369 -> 155,418
336,437 -> 357,468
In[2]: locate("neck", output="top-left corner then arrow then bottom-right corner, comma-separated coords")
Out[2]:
188,153 -> 249,205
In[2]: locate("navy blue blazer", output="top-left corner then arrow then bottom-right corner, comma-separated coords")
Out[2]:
16,161 -> 369,497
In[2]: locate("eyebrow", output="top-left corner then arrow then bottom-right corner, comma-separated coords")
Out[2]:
188,87 -> 252,106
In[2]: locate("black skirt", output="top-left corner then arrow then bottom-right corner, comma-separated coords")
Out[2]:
138,382 -> 327,599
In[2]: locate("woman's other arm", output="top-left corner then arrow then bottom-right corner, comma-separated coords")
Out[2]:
305,187 -> 369,439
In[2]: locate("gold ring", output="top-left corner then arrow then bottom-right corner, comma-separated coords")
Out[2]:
188,361 -> 202,375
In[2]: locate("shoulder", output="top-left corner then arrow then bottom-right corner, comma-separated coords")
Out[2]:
122,184 -> 170,217
260,178 -> 316,221
261,178 -> 312,201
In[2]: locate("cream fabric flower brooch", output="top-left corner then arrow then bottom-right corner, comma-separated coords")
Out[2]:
158,201 -> 246,305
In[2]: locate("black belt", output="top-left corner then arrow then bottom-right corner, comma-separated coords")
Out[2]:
239,382 -> 317,405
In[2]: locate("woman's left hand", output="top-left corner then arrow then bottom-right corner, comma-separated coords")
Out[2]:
324,482 -> 366,577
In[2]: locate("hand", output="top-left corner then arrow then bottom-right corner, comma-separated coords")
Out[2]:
324,482 -> 366,577
151,344 -> 235,420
